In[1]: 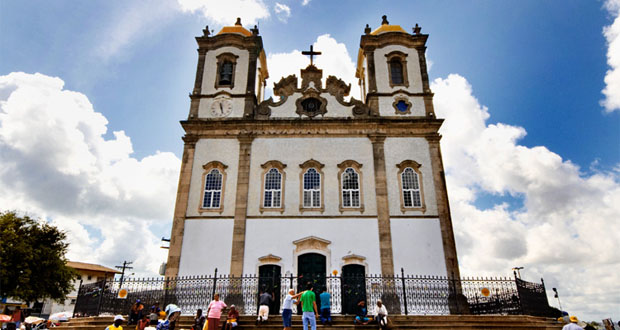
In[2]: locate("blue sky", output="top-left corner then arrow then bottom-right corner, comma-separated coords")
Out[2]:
1,0 -> 619,322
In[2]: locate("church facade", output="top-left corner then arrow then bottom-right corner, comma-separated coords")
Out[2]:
165,17 -> 461,283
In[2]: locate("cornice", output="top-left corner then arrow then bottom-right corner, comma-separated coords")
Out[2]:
360,32 -> 428,51
180,118 -> 443,138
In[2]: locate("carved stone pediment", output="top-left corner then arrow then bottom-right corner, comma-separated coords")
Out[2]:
293,236 -> 331,253
342,254 -> 367,265
258,254 -> 282,264
295,89 -> 327,118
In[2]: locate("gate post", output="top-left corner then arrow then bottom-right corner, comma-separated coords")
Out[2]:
400,268 -> 408,315
72,279 -> 83,318
212,268 -> 218,298
96,277 -> 107,316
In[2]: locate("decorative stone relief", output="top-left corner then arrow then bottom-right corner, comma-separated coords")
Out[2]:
293,236 -> 331,253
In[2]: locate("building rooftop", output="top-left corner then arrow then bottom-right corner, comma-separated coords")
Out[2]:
67,261 -> 120,274
216,18 -> 252,37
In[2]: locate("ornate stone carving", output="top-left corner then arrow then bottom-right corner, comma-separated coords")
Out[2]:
273,75 -> 298,97
258,254 -> 282,264
300,65 -> 323,90
325,76 -> 351,97
295,90 -> 327,118
293,236 -> 331,253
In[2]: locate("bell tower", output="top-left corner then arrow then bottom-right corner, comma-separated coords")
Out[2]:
356,16 -> 434,118
188,18 -> 269,120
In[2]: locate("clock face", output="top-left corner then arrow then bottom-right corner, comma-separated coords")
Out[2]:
210,96 -> 233,117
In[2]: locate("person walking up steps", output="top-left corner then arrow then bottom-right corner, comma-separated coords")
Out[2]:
300,283 -> 319,330
319,287 -> 332,326
282,289 -> 303,330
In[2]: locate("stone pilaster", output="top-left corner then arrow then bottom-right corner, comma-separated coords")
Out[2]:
369,134 -> 395,275
165,135 -> 198,278
417,47 -> 436,118
426,134 -> 461,280
365,50 -> 380,116
229,134 -> 255,276
244,48 -> 259,117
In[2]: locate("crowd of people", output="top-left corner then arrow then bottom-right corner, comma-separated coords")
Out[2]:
106,282 -> 392,330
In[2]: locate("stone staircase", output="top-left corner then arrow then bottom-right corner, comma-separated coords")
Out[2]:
57,314 -> 563,330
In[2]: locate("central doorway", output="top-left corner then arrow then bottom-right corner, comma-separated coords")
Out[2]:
297,253 -> 326,314
258,264 -> 281,314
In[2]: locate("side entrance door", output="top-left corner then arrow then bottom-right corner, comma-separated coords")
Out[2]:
341,264 -> 366,315
258,264 -> 281,314
297,253 -> 326,314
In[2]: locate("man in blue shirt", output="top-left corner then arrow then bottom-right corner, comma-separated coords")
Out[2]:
319,287 -> 332,325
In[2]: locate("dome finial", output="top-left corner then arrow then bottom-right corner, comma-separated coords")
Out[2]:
235,17 -> 242,26
381,15 -> 389,25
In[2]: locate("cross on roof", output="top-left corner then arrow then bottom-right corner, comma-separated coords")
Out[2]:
302,45 -> 322,66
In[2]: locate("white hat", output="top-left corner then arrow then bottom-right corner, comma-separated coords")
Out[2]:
114,315 -> 125,321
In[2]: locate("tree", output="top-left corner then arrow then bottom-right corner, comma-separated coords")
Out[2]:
0,211 -> 76,303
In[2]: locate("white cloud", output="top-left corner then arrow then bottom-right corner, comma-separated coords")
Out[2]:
265,34 -> 358,99
301,0 -> 310,6
432,74 -> 620,321
0,72 -> 181,276
601,0 -> 620,112
274,3 -> 291,22
176,0 -> 270,25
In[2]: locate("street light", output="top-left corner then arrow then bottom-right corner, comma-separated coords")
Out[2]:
512,267 -> 524,278
552,288 -> 563,312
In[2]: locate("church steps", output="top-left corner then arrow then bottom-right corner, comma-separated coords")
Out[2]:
56,315 -> 562,329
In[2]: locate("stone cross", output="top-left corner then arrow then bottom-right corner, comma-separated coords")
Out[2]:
302,45 -> 322,66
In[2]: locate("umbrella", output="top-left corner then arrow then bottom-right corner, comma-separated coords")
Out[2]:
25,316 -> 45,324
0,314 -> 11,322
49,311 -> 72,321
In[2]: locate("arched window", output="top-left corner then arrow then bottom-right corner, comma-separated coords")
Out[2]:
260,160 -> 286,213
263,168 -> 282,208
385,51 -> 409,88
389,59 -> 403,85
203,169 -> 223,208
401,168 -> 421,207
396,160 -> 426,213
342,168 -> 360,208
303,168 -> 321,208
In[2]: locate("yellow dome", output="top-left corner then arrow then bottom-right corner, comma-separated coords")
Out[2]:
370,15 -> 407,35
370,24 -> 407,35
216,18 -> 252,37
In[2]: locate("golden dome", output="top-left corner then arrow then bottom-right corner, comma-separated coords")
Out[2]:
216,17 -> 252,37
370,15 -> 407,35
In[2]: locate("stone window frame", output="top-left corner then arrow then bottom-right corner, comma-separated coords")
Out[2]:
199,161 -> 228,214
337,160 -> 365,213
299,159 -> 325,213
392,96 -> 412,115
214,52 -> 239,89
259,160 -> 286,213
385,51 -> 409,88
396,160 -> 426,213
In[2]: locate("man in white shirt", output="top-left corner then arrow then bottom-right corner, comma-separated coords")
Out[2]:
562,316 -> 584,330
281,289 -> 303,330
374,299 -> 388,329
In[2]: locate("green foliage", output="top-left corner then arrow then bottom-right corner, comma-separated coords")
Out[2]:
0,211 -> 77,303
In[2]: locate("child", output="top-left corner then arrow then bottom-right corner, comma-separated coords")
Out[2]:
106,315 -> 125,330
137,314 -> 150,330
191,309 -> 205,330
223,305 -> 239,330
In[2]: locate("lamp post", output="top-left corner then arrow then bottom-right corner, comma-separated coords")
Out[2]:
552,288 -> 563,312
512,267 -> 524,278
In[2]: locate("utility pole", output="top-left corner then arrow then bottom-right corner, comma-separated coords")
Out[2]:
512,266 -> 524,278
115,261 -> 134,287
552,288 -> 563,312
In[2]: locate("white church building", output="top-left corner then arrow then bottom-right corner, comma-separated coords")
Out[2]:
165,16 -> 461,285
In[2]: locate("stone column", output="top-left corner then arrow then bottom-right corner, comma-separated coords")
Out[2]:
229,134 -> 255,276
165,135 -> 198,278
426,134 -> 461,279
369,134 -> 395,275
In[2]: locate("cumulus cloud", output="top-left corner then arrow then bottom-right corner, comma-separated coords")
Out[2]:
432,74 -> 620,321
176,0 -> 270,25
601,0 -> 620,112
265,34 -> 357,99
274,3 -> 291,22
0,72 -> 181,275
301,0 -> 310,6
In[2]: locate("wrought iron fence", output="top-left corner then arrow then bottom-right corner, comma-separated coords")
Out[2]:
73,269 -> 552,318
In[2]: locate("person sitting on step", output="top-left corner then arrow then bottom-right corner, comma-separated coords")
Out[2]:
354,300 -> 370,325
373,299 -> 388,329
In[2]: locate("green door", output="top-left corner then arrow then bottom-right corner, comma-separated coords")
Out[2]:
297,253 -> 326,313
